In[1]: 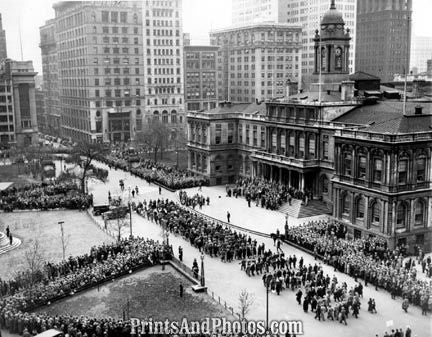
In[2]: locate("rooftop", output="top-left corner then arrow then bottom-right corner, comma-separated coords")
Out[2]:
334,101 -> 432,134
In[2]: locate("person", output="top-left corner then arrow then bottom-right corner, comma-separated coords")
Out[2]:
179,284 -> 183,297
227,211 -> 230,223
179,247 -> 183,262
402,297 -> 409,313
405,326 -> 411,337
159,186 -> 162,195
9,234 -> 12,245
296,289 -> 303,305
131,189 -> 135,198
135,186 -> 139,195
6,225 -> 9,238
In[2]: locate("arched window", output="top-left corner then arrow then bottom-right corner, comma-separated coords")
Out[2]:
398,157 -> 408,185
309,134 -> 316,158
356,197 -> 365,219
396,203 -> 407,228
162,110 -> 168,124
371,201 -> 381,226
343,152 -> 352,176
373,158 -> 382,182
358,154 -> 367,179
342,193 -> 350,216
414,199 -> 424,226
136,109 -> 141,115
416,156 -> 426,182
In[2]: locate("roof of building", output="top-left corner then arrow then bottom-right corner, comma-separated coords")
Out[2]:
288,90 -> 342,103
333,101 -> 432,134
205,102 -> 266,115
321,0 -> 345,25
210,22 -> 301,34
349,71 -> 380,81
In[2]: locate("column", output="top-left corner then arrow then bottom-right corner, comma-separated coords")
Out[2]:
383,200 -> 388,234
270,165 -> 274,181
364,196 -> 370,229
279,167 -> 283,184
288,170 -> 292,188
409,199 -> 415,233
334,188 -> 339,218
300,172 -> 304,191
391,201 -> 397,236
350,191 -> 356,224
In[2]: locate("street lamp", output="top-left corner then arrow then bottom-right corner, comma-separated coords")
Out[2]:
265,274 -> 272,331
128,186 -> 132,237
200,253 -> 205,287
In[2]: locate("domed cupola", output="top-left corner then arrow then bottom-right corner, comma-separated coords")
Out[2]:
313,0 -> 351,75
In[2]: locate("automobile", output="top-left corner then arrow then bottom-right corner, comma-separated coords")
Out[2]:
93,204 -> 110,216
34,329 -> 64,337
102,206 -> 129,220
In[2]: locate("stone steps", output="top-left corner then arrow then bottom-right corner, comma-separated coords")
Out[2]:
279,199 -> 332,219
0,236 -> 22,255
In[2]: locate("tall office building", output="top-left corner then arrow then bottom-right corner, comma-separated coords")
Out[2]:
410,36 -> 432,74
231,1 -> 357,88
184,45 -> 219,111
142,0 -> 185,131
0,59 -> 39,146
40,19 -> 61,137
355,0 -> 412,82
232,0 -> 290,26
0,14 -> 7,61
210,23 -> 302,103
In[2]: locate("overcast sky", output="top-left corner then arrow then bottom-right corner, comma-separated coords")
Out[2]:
1,0 -> 431,74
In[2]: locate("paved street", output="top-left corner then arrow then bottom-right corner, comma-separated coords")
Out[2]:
86,160 -> 431,337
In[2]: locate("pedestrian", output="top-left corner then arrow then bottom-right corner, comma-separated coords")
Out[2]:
131,189 -> 135,198
6,225 -> 9,238
227,211 -> 230,223
135,186 -> 139,195
9,234 -> 12,245
159,186 -> 162,195
402,297 -> 409,313
179,247 -> 183,262
179,284 -> 183,297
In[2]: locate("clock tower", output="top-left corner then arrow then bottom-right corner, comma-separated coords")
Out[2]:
311,0 -> 351,90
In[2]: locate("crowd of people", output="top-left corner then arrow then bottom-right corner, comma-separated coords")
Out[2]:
230,177 -> 312,210
179,191 -> 210,210
0,237 -> 172,336
0,181 -> 93,211
136,198 -> 258,262
282,219 -> 431,313
98,154 -> 208,190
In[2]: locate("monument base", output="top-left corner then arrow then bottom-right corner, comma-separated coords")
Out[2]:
191,285 -> 207,293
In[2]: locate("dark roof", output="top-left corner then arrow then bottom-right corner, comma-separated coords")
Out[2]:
289,90 -> 342,102
349,71 -> 380,81
321,1 -> 344,25
333,101 -> 432,134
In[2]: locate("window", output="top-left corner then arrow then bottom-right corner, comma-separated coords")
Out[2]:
398,158 -> 408,184
343,152 -> 352,176
321,175 -> 329,194
396,203 -> 407,228
358,155 -> 366,179
299,135 -> 305,157
308,136 -> 315,157
416,157 -> 426,182
323,136 -> 329,160
356,197 -> 365,219
227,123 -> 234,144
373,158 -> 382,182
342,193 -> 350,215
215,124 -> 221,144
414,200 -> 424,226
371,202 -> 381,226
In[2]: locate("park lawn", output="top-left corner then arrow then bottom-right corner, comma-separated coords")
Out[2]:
34,265 -> 233,322
0,210 -> 114,280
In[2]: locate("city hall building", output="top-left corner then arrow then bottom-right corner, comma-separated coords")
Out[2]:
186,2 -> 432,251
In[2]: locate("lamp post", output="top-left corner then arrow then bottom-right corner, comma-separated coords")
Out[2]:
128,186 -> 132,237
200,253 -> 205,287
265,274 -> 271,331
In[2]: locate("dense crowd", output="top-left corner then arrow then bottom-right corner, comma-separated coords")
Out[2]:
179,191 -> 210,210
230,177 -> 312,210
98,153 -> 208,190
283,219 -> 431,312
137,199 -> 258,262
0,237 -> 172,336
0,181 -> 92,211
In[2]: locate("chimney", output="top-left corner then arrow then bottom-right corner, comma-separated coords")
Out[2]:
414,105 -> 423,115
341,81 -> 355,101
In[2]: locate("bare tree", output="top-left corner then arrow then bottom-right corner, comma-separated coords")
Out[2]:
68,142 -> 108,193
136,119 -> 170,162
238,289 -> 254,320
59,222 -> 71,261
23,239 -> 46,296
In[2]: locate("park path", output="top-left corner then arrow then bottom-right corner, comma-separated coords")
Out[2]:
84,160 -> 432,337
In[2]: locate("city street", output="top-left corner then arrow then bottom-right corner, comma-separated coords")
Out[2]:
87,160 -> 431,337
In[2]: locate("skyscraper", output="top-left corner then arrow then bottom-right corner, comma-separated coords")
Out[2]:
355,0 -> 412,82
231,1 -> 357,88
210,23 -> 302,103
142,0 -> 185,131
410,35 -> 432,74
0,14 -> 7,61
